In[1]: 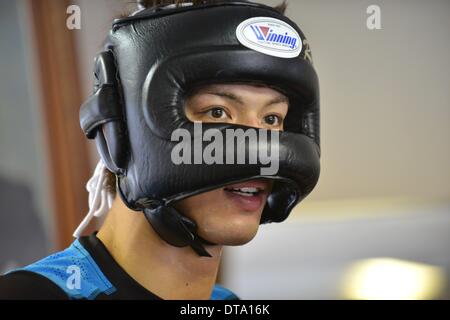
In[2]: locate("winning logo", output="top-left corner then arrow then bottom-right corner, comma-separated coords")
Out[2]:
236,17 -> 302,58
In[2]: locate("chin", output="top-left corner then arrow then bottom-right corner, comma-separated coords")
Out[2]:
221,234 -> 258,246
176,186 -> 267,246
199,219 -> 260,246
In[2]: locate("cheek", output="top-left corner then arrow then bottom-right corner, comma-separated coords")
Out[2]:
175,189 -> 232,219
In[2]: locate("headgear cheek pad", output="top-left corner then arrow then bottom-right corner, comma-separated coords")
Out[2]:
80,1 -> 320,257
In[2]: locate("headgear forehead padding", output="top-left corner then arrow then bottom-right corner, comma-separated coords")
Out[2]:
80,1 -> 320,257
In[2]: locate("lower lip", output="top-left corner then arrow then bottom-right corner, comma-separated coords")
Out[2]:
223,189 -> 265,212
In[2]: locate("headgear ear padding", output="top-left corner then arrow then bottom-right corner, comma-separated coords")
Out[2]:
80,51 -> 128,175
80,1 -> 320,257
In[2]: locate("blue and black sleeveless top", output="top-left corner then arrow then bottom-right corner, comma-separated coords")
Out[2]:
0,233 -> 238,300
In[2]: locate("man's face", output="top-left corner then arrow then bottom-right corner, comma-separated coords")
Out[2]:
174,84 -> 289,246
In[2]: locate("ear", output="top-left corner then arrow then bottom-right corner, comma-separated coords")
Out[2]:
79,50 -> 128,175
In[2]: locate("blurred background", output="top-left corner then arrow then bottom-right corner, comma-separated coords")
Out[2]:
0,0 -> 449,299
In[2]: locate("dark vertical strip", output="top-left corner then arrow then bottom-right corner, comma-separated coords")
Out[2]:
29,0 -> 90,249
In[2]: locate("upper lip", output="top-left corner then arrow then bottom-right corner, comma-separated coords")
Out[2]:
224,179 -> 270,192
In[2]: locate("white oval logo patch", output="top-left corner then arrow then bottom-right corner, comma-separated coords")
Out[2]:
236,17 -> 302,59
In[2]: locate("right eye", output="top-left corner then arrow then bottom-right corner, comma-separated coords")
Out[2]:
205,107 -> 229,120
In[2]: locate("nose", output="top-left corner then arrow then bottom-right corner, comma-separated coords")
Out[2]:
236,113 -> 263,129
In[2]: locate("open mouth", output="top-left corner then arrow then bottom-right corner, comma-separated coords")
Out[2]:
223,180 -> 271,212
223,186 -> 264,197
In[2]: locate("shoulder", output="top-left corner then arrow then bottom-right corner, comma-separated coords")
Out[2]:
0,239 -> 115,300
0,270 -> 68,299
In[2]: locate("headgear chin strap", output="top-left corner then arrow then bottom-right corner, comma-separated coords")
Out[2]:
78,1 -> 321,257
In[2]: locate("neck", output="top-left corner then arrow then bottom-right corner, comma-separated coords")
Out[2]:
97,197 -> 223,300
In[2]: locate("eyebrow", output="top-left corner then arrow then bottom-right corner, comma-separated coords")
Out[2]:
204,90 -> 288,107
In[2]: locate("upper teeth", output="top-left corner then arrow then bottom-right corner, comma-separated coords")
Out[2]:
238,187 -> 258,193
228,187 -> 259,194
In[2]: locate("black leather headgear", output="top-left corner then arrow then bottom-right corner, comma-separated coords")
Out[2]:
80,1 -> 320,257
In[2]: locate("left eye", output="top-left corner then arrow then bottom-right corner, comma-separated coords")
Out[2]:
264,114 -> 281,126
